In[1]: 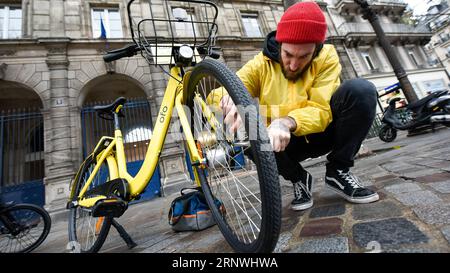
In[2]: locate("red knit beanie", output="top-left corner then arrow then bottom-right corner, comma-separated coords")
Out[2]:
276,2 -> 327,44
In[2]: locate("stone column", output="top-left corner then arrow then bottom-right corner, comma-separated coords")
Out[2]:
42,39 -> 75,213
49,0 -> 65,37
416,46 -> 429,68
334,42 -> 358,80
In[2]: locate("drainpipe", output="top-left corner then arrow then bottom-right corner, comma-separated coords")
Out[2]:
354,0 -> 419,103
283,0 -> 298,10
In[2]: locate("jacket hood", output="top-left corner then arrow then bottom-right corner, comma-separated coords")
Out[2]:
263,31 -> 280,63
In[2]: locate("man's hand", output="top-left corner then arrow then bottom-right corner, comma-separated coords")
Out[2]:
220,95 -> 242,133
268,117 -> 297,152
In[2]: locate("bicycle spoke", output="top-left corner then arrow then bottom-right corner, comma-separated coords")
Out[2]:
209,159 -> 261,236
192,81 -> 265,246
1,235 -> 12,253
71,157 -> 111,252
197,110 -> 262,204
218,173 -> 259,241
0,207 -> 48,253
211,156 -> 262,216
21,231 -> 38,248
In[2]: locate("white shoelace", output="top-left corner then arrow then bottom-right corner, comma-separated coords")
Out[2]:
337,170 -> 363,189
294,178 -> 312,199
293,182 -> 303,199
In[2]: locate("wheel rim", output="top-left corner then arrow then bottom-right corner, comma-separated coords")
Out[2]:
380,126 -> 394,141
385,129 -> 392,139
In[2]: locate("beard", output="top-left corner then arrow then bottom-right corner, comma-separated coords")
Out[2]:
280,57 -> 314,82
280,64 -> 305,82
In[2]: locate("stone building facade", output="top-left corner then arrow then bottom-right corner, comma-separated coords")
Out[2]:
325,0 -> 450,109
423,0 -> 450,77
2,0 -> 448,213
0,0 -> 285,213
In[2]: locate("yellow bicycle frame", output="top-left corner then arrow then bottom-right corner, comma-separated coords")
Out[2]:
77,66 -> 207,208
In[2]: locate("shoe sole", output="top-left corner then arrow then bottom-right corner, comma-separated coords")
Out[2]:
291,199 -> 313,211
325,184 -> 379,204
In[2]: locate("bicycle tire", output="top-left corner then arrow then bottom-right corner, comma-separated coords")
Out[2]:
0,203 -> 51,253
185,59 -> 282,253
68,155 -> 112,253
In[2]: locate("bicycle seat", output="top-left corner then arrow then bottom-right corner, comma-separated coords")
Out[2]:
94,97 -> 127,115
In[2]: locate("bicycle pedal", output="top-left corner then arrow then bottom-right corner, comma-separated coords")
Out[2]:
92,198 -> 128,218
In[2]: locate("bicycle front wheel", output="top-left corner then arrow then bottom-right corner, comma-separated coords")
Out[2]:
0,204 -> 51,253
184,59 -> 282,253
68,155 -> 113,253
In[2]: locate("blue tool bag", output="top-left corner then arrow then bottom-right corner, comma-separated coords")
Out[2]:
168,187 -> 221,232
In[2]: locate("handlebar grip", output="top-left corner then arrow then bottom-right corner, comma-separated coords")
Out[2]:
196,46 -> 221,59
103,44 -> 139,63
209,49 -> 221,60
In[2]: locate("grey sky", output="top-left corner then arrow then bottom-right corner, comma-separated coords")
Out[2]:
403,0 -> 433,15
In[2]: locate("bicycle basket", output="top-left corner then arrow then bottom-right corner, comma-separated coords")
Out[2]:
130,0 -> 219,66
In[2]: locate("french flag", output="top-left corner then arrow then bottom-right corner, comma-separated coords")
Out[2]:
99,17 -> 107,39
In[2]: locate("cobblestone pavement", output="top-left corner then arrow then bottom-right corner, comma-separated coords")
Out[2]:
36,127 -> 450,253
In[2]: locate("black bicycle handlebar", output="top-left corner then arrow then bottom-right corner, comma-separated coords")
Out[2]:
103,44 -> 140,63
197,46 -> 221,59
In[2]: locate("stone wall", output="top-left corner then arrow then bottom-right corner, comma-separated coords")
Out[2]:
0,0 -> 285,212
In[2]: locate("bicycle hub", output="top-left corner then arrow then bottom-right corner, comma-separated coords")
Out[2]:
205,145 -> 233,169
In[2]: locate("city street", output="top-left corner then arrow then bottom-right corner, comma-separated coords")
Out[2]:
1,0 -> 450,258
36,126 -> 450,253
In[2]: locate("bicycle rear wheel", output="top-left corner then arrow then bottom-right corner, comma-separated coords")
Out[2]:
68,155 -> 112,253
184,59 -> 281,253
0,203 -> 51,253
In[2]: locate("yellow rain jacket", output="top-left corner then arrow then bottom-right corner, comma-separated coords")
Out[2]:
236,44 -> 342,137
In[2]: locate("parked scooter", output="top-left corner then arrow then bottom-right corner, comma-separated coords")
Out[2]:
378,83 -> 450,142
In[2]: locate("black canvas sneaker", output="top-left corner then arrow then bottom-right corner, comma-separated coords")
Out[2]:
325,168 -> 379,203
291,170 -> 314,211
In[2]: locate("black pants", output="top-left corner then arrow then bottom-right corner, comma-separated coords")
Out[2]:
275,78 -> 377,183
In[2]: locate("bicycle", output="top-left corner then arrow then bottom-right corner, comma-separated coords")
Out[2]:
67,0 -> 281,253
0,201 -> 51,253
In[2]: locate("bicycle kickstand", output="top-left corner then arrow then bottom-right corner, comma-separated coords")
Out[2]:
111,219 -> 138,249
